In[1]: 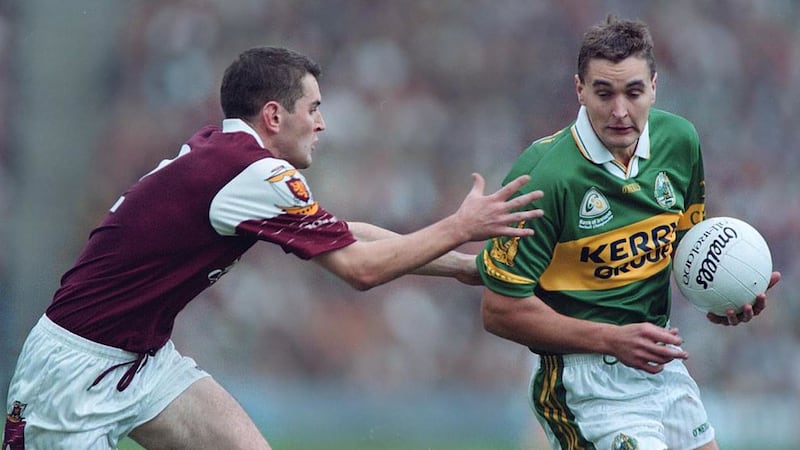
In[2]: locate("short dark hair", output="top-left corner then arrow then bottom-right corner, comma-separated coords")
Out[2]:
577,16 -> 656,82
220,46 -> 322,119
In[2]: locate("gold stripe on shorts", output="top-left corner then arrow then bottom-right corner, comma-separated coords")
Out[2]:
535,355 -> 593,450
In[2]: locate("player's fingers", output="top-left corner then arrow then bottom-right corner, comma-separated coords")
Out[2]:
642,324 -> 682,346
657,342 -> 688,360
737,304 -> 755,323
638,361 -> 664,374
752,294 -> 766,315
644,354 -> 679,368
725,309 -> 738,326
767,271 -> 781,289
641,342 -> 688,370
495,225 -> 535,238
506,189 -> 545,209
506,208 -> 544,223
494,175 -> 531,200
723,307 -> 751,326
646,354 -> 676,367
706,312 -> 730,326
469,173 -> 486,196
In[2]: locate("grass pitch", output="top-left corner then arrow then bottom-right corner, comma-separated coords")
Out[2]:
116,437 -> 527,450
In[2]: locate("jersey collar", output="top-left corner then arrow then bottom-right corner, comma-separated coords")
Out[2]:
571,106 -> 650,179
222,118 -> 265,148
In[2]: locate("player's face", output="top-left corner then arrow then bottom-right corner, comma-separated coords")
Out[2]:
273,74 -> 326,169
576,57 -> 656,159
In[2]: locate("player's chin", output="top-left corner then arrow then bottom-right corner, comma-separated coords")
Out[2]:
605,135 -> 637,150
295,155 -> 313,169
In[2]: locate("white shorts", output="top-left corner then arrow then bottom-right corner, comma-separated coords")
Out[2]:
529,353 -> 715,450
4,315 -> 209,450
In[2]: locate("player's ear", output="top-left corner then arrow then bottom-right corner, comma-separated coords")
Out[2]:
261,101 -> 282,133
574,74 -> 585,105
650,72 -> 657,105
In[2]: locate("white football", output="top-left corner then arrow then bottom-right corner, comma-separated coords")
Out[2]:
672,217 -> 772,316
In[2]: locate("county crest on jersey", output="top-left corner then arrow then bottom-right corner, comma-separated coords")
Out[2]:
478,107 -> 705,327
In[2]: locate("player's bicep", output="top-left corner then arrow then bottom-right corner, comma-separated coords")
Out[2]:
480,287 -> 545,333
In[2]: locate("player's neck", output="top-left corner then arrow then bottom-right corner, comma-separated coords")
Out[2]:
610,143 -> 637,168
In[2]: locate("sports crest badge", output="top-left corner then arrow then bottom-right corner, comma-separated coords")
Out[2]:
3,401 -> 27,450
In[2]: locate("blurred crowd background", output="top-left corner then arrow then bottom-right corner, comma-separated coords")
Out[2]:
2,1 -> 799,448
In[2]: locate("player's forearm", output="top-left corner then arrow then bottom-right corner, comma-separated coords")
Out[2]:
347,221 -> 399,241
327,216 -> 471,290
481,289 -> 616,355
347,220 -> 475,279
410,250 -> 476,279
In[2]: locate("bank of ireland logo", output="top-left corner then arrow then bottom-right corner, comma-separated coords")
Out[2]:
654,171 -> 676,208
579,187 -> 613,229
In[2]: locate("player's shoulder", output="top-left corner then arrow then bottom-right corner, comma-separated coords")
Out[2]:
506,126 -> 574,182
186,124 -> 222,144
529,125 -> 575,152
186,124 -> 285,168
649,108 -> 699,141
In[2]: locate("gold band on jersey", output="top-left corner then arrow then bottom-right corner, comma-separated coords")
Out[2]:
539,213 -> 680,291
678,203 -> 705,231
481,249 -> 535,285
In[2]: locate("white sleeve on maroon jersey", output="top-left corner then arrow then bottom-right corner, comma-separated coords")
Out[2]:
209,158 -> 318,236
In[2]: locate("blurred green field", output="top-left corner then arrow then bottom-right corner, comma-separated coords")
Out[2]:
117,439 -> 143,450
103,381 -> 800,450
117,437 -> 527,450
116,437 -> 797,450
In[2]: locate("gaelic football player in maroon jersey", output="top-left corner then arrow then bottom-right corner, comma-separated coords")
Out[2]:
4,47 -> 544,449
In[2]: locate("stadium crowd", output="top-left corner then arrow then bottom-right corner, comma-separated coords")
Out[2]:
3,0 -> 800,447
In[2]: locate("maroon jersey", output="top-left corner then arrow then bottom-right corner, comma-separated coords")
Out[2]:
47,119 -> 355,353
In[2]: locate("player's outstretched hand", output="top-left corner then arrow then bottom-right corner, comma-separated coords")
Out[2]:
706,271 -> 781,326
453,173 -> 544,242
612,323 -> 688,374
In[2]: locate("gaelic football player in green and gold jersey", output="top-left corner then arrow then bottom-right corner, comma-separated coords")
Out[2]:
478,16 -> 781,450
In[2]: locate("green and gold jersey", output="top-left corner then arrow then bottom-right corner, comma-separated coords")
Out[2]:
478,107 -> 705,327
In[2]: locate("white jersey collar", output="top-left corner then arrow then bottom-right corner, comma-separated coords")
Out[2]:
572,106 -> 650,179
222,118 -> 265,148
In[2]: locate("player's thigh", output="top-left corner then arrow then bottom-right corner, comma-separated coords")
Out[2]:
128,377 -> 271,450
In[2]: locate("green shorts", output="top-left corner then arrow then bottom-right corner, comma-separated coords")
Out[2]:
530,352 -> 714,449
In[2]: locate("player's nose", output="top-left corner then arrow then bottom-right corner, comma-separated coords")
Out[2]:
315,112 -> 326,132
611,98 -> 628,119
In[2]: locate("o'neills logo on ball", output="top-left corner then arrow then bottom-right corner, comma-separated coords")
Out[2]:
680,221 -> 738,289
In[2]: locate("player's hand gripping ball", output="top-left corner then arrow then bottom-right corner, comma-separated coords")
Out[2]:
672,217 -> 772,316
